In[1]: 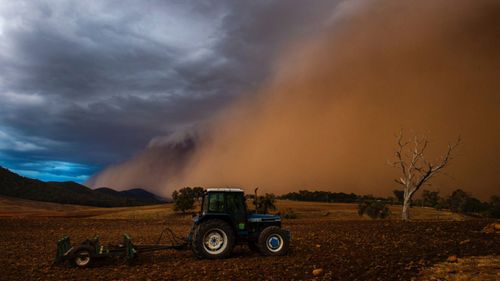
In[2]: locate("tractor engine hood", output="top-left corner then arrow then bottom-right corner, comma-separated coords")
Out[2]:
247,214 -> 281,222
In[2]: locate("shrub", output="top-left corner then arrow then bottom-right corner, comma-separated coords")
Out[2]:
435,197 -> 449,210
358,200 -> 391,219
393,190 -> 404,205
172,187 -> 195,213
281,208 -> 297,219
487,196 -> 500,218
422,190 -> 440,207
447,189 -> 489,214
253,192 -> 277,214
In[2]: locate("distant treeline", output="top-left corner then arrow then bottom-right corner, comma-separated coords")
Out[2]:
397,189 -> 500,218
279,189 -> 499,219
279,190 -> 361,203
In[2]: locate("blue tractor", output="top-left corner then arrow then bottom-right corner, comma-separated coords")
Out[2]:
189,188 -> 290,259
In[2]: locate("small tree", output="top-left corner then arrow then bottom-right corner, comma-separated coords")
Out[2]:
422,190 -> 440,207
447,189 -> 469,213
358,200 -> 391,219
253,188 -> 277,214
172,187 -> 195,213
447,189 -> 489,214
192,187 -> 205,204
487,196 -> 500,218
390,131 -> 460,220
393,190 -> 404,205
435,196 -> 449,210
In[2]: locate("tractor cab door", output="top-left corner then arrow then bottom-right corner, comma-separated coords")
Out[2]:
226,192 -> 248,235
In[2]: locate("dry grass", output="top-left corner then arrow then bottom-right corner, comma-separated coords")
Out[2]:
92,204 -> 175,219
0,195 -> 170,218
417,256 -> 500,281
0,196 -> 467,221
276,200 -> 466,221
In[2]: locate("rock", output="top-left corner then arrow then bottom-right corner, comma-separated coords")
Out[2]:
481,223 -> 500,234
312,268 -> 324,276
447,256 -> 458,263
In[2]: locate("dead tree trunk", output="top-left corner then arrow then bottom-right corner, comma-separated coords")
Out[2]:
402,196 -> 411,221
391,131 -> 460,221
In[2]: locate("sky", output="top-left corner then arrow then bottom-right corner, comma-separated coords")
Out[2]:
0,1 -> 498,199
0,0 -> 339,182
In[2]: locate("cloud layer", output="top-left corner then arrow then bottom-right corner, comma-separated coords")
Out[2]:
0,0 -> 339,181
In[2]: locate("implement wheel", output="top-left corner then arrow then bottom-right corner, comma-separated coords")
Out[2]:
192,219 -> 235,259
72,247 -> 93,268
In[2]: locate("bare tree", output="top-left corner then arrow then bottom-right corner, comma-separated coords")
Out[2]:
390,131 -> 460,220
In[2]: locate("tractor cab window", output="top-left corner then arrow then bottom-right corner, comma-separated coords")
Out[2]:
208,192 -> 225,213
226,192 -> 246,216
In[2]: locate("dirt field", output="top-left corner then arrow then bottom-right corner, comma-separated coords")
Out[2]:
0,197 -> 498,280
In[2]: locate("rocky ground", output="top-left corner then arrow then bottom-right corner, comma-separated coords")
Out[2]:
0,217 -> 498,280
417,255 -> 500,281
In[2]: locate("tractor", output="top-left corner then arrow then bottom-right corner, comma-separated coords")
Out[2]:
189,188 -> 290,258
55,188 -> 290,267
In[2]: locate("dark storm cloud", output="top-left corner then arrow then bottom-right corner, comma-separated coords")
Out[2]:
0,0 -> 340,181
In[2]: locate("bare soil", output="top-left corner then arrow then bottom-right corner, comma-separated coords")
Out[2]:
0,216 -> 498,281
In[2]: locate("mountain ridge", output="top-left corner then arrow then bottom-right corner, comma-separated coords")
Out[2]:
0,166 -> 166,207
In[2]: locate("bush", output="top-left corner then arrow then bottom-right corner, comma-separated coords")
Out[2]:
358,200 -> 391,219
393,190 -> 404,205
172,187 -> 196,213
253,193 -> 277,214
281,208 -> 297,219
487,196 -> 500,218
447,189 -> 489,214
435,197 -> 449,210
422,190 -> 440,207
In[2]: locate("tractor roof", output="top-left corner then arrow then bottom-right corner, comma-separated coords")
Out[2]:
206,188 -> 244,193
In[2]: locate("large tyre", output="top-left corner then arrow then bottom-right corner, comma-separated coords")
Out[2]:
257,226 -> 290,256
72,247 -> 93,268
192,219 -> 235,259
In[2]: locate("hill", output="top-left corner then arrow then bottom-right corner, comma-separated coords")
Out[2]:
94,187 -> 168,204
0,166 -> 165,207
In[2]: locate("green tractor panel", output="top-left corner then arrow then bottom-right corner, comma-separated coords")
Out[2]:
189,188 -> 291,259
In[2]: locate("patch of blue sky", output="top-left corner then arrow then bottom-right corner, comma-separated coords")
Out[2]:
0,158 -> 99,184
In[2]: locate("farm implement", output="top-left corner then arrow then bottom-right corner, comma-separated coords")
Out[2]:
54,188 -> 291,267
55,229 -> 187,267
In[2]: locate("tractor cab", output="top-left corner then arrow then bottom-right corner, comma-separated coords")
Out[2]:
190,188 -> 290,259
199,188 -> 249,233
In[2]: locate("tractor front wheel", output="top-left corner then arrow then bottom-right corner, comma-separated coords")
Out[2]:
257,226 -> 290,256
192,219 -> 235,259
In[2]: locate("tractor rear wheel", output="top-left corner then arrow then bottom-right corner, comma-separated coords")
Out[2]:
192,219 -> 235,259
257,226 -> 290,256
